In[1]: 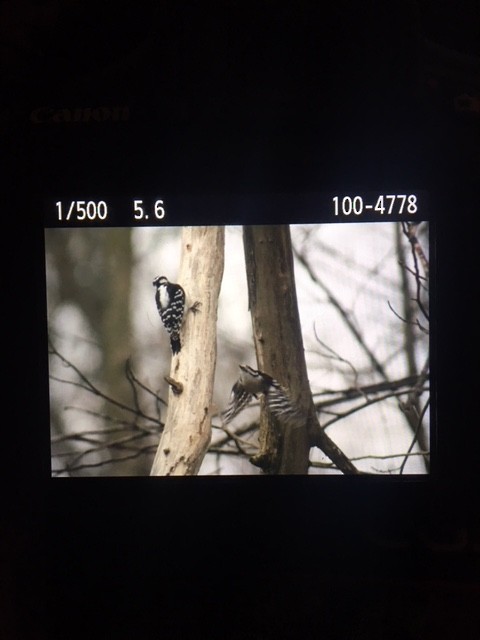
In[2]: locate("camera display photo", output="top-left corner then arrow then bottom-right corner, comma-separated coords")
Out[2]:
45,194 -> 431,476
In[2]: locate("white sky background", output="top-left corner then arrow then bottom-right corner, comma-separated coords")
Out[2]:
47,221 -> 430,475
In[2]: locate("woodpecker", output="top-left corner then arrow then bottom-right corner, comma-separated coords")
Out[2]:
221,365 -> 305,428
153,276 -> 186,354
221,380 -> 256,425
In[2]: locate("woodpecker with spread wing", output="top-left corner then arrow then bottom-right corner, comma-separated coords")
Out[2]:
221,364 -> 305,428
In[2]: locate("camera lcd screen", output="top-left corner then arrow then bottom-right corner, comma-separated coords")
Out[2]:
44,192 -> 431,476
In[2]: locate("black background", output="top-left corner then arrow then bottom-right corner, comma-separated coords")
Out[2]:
2,2 -> 479,638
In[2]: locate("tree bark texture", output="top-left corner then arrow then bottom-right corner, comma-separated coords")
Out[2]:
150,226 -> 225,476
243,225 -> 359,475
243,225 -> 312,474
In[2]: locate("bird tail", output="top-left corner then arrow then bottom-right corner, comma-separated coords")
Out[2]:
170,334 -> 181,354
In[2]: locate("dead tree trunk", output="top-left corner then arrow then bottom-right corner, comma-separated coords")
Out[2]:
150,226 -> 225,476
243,225 -> 359,475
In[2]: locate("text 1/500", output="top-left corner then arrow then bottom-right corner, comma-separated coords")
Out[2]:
56,200 -> 108,221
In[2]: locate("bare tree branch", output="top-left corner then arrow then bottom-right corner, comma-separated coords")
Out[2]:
399,398 -> 430,475
49,342 -> 162,426
387,300 -> 429,335
401,222 -> 429,321
294,247 -> 388,379
310,449 -> 430,472
49,344 -> 165,475
318,387 -> 429,431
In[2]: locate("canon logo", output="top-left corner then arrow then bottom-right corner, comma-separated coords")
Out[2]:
30,106 -> 130,124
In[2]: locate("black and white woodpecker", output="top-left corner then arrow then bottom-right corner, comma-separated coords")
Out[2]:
152,275 -> 186,354
221,364 -> 305,428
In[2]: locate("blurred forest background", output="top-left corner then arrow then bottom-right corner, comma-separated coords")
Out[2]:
46,221 -> 429,476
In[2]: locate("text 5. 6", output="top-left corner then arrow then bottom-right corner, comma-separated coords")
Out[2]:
133,199 -> 166,221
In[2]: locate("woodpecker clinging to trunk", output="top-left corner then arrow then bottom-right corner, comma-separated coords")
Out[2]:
221,365 -> 305,428
152,276 -> 186,354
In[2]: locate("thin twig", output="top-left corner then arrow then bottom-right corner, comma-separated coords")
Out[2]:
125,358 -> 141,417
399,398 -> 430,474
401,222 -> 429,321
313,375 -> 429,409
320,387 -> 429,430
215,425 -> 258,456
125,358 -> 168,406
387,300 -> 429,335
49,343 -> 162,425
52,444 -> 157,476
313,328 -> 366,396
294,248 -> 388,379
309,449 -> 430,471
